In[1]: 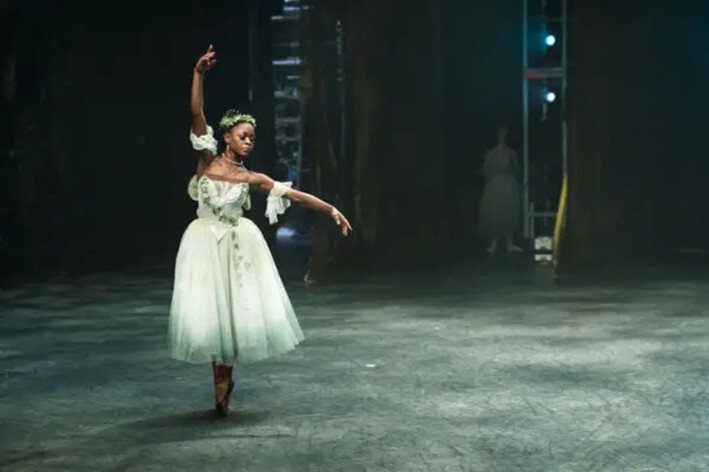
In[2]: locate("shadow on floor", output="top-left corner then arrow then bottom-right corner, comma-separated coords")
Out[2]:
1,408 -> 275,470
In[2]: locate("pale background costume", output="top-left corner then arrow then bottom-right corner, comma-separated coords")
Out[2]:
478,144 -> 521,238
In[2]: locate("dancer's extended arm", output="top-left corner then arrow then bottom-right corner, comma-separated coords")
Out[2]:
250,173 -> 352,236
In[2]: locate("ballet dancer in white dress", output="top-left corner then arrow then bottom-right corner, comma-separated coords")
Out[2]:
168,45 -> 352,417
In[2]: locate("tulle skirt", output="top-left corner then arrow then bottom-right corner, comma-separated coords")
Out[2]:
478,173 -> 520,236
168,217 -> 304,365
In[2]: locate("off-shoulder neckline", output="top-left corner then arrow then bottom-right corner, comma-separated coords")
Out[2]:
201,174 -> 252,186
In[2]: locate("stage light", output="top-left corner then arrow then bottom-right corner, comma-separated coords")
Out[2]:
545,34 -> 557,47
544,90 -> 556,103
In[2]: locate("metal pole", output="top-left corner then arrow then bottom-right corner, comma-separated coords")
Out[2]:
337,20 -> 345,163
296,3 -> 304,189
296,105 -> 303,188
522,0 -> 530,239
337,19 -> 347,205
561,0 -> 568,177
248,0 -> 257,104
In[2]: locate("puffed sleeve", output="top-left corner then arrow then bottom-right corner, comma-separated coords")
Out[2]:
265,181 -> 292,224
190,125 -> 218,156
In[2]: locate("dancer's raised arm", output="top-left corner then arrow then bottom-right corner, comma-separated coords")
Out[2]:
191,45 -> 217,163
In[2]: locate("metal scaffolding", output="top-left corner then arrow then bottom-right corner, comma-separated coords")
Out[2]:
522,0 -> 569,244
271,0 -> 306,187
270,0 -> 346,191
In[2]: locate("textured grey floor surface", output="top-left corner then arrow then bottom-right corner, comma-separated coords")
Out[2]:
1,268 -> 708,471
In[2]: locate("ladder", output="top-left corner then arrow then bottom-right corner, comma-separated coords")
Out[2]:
522,0 -> 569,263
271,0 -> 307,188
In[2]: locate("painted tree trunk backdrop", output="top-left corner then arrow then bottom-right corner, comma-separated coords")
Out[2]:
0,2 -> 253,285
303,0 -> 447,280
561,0 -> 709,269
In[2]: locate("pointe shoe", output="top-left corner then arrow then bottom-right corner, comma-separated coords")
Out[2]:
222,366 -> 235,412
212,362 -> 235,417
486,245 -> 497,254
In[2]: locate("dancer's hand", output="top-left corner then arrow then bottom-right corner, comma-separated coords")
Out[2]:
331,207 -> 352,236
194,45 -> 217,74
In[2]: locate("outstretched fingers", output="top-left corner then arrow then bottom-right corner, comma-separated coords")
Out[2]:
338,214 -> 353,236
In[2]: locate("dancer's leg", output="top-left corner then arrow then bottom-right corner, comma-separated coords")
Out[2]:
505,234 -> 522,253
486,235 -> 498,253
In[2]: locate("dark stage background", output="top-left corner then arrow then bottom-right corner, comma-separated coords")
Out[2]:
565,0 -> 709,268
1,0 -> 708,285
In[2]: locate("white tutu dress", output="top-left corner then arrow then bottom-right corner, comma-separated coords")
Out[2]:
168,126 -> 304,365
478,145 -> 521,236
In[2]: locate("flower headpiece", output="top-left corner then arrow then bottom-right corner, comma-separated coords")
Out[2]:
219,109 -> 257,132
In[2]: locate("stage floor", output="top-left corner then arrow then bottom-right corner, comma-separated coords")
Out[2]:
1,265 -> 708,471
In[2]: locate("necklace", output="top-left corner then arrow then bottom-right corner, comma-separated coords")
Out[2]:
221,152 -> 244,167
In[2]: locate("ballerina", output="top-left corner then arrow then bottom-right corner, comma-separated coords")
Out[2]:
168,45 -> 352,417
478,125 -> 523,254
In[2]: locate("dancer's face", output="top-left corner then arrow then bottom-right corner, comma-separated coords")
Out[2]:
225,123 -> 255,158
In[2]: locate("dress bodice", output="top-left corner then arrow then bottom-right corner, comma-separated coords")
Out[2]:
195,176 -> 251,226
483,145 -> 518,180
186,172 -> 292,229
187,126 -> 294,231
